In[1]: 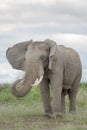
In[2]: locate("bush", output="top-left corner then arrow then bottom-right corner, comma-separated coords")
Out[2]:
0,82 -> 87,104
0,83 -> 41,105
80,82 -> 87,90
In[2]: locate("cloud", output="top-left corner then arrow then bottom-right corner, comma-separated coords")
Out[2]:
0,0 -> 87,38
0,24 -> 15,35
0,0 -> 87,83
0,61 -> 25,83
0,0 -> 87,24
52,33 -> 87,52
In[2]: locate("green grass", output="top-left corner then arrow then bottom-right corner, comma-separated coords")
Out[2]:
0,83 -> 87,130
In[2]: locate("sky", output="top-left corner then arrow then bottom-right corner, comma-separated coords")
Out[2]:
0,0 -> 87,83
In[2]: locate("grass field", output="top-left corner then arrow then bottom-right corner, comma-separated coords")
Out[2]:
0,83 -> 87,130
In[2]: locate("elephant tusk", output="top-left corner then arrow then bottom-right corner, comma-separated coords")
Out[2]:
31,75 -> 43,86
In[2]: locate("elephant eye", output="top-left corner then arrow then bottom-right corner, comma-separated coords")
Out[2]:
40,55 -> 46,61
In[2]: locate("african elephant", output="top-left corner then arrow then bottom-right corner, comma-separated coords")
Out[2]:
6,39 -> 82,118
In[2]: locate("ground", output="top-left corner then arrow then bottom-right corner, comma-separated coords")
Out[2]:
0,83 -> 87,130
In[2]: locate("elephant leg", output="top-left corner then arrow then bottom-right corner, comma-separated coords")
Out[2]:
51,76 -> 63,118
68,90 -> 77,113
61,91 -> 65,113
68,80 -> 80,113
39,78 -> 52,118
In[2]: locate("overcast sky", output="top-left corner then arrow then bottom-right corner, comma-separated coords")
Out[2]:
0,0 -> 87,83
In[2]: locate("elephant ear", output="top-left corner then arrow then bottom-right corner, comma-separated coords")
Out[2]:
6,40 -> 33,70
44,39 -> 57,69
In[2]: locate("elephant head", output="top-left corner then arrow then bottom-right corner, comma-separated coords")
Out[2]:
6,39 -> 57,97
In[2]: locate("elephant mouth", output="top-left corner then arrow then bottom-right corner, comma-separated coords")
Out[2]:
13,74 -> 43,90
31,75 -> 43,86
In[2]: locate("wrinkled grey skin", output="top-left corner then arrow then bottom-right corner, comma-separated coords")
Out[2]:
6,39 -> 82,118
6,40 -> 33,70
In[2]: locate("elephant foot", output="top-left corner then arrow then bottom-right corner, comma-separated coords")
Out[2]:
53,112 -> 63,119
44,113 -> 53,119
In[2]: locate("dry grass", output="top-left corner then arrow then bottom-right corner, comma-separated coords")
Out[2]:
0,83 -> 87,130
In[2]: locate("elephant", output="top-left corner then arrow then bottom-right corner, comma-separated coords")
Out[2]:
6,39 -> 82,118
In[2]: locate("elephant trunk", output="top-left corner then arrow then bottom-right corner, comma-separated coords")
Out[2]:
11,79 -> 32,97
11,62 -> 43,97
